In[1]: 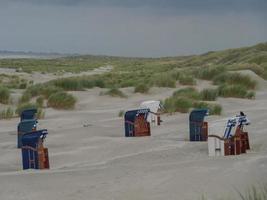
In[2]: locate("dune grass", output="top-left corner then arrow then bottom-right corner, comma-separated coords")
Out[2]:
134,83 -> 150,93
163,87 -> 222,115
101,88 -> 127,98
200,88 -> 218,101
0,86 -> 10,104
0,107 -> 14,119
0,74 -> 29,89
16,103 -> 45,119
47,92 -> 76,109
218,84 -> 255,99
200,183 -> 267,200
178,75 -> 196,85
118,110 -> 125,117
213,72 -> 257,89
36,96 -> 44,107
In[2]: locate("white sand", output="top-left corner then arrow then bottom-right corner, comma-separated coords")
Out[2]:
0,71 -> 267,200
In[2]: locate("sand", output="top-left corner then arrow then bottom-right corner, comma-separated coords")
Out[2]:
0,70 -> 266,200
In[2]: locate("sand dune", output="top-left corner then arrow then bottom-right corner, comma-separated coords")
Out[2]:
0,71 -> 267,199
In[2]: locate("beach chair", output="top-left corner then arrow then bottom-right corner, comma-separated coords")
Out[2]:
21,129 -> 49,170
189,109 -> 209,141
140,100 -> 163,126
124,109 -> 151,137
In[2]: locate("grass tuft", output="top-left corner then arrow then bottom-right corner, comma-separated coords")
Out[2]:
101,88 -> 127,98
200,88 -> 218,101
47,92 -> 76,109
134,83 -> 150,93
0,107 -> 14,119
0,86 -> 10,104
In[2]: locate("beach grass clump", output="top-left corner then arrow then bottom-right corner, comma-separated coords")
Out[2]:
172,87 -> 201,100
218,84 -> 253,99
19,92 -> 32,104
208,104 -> 222,115
192,101 -> 222,115
134,83 -> 150,93
197,65 -> 226,80
102,88 -> 127,98
118,110 -> 125,117
0,86 -> 10,104
41,85 -> 63,98
178,75 -> 196,85
236,184 -> 267,200
16,103 -> 45,119
164,97 -> 193,113
47,91 -> 76,109
200,88 -> 218,101
213,72 -> 257,89
0,107 -> 14,119
153,73 -> 176,88
36,96 -> 44,107
16,103 -> 38,115
245,91 -> 256,99
53,78 -> 83,91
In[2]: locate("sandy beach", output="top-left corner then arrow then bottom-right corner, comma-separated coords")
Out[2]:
0,69 -> 266,199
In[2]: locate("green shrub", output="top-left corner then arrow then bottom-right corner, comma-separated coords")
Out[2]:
164,97 -> 192,113
193,101 -> 209,109
153,74 -> 176,88
209,104 -> 222,115
47,92 -> 76,109
193,102 -> 222,115
213,72 -> 257,89
0,107 -> 14,119
19,82 -> 27,89
0,86 -> 10,104
246,91 -> 255,99
26,84 -> 43,97
16,103 -> 38,116
200,89 -> 218,101
236,184 -> 267,200
36,96 -> 44,107
173,87 -> 201,100
37,109 -> 45,119
102,88 -> 127,98
197,66 -> 226,80
134,84 -> 150,93
217,84 -> 254,98
41,86 -> 63,99
118,110 -> 125,117
53,78 -> 83,91
94,79 -> 105,88
179,75 -> 196,85
19,92 -> 32,104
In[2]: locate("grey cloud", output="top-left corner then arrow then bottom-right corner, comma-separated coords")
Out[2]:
0,0 -> 266,56
4,0 -> 267,12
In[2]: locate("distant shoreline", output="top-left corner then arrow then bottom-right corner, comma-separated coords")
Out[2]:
0,52 -> 68,59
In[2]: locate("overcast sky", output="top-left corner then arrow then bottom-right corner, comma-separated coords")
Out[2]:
0,0 -> 266,57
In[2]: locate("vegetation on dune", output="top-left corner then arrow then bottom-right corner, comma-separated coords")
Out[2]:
200,183 -> 267,200
36,96 -> 44,107
1,42 -> 265,113
218,84 -> 255,99
47,92 -> 76,109
213,72 -> 257,89
101,88 -> 127,98
134,83 -> 150,93
0,86 -> 10,104
200,88 -> 218,101
16,103 -> 45,119
178,75 -> 196,85
163,87 -> 222,115
0,107 -> 14,119
118,110 -> 125,117
0,74 -> 29,89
